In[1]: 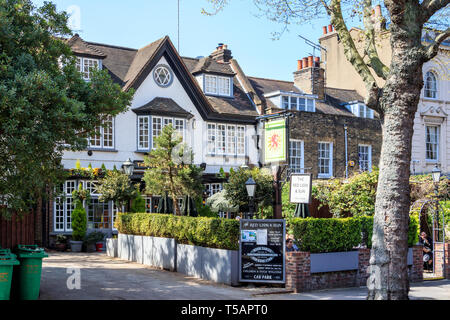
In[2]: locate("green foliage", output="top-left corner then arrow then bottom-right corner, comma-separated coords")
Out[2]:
312,168 -> 379,218
0,0 -> 134,217
143,125 -> 204,215
84,231 -> 105,244
130,190 -> 146,213
195,197 -> 218,218
116,212 -> 240,250
72,183 -> 91,203
223,167 -> 273,212
96,170 -> 137,208
282,183 -> 297,227
71,200 -> 87,241
311,169 -> 449,218
289,215 -> 419,253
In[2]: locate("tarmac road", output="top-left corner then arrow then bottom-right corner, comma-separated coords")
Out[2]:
39,251 -> 450,300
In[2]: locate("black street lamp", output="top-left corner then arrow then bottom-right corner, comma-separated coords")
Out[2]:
122,158 -> 134,212
245,177 -> 256,219
432,164 -> 441,196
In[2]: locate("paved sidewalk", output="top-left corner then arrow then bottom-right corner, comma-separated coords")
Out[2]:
39,251 -> 450,300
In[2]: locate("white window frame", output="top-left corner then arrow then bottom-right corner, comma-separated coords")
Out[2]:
76,57 -> 101,81
318,142 -> 333,178
424,71 -> 437,99
88,116 -> 114,150
138,115 -> 150,151
207,123 -> 246,156
236,126 -> 246,156
205,183 -> 222,196
346,103 -> 373,119
216,124 -> 226,155
425,125 -> 440,162
207,123 -> 216,154
204,74 -> 232,97
281,95 -> 315,112
289,139 -> 304,174
54,180 -> 77,232
151,116 -> 162,149
358,145 -> 372,172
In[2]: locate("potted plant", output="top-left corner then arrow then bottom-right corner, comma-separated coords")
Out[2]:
70,184 -> 90,252
55,234 -> 67,251
84,231 -> 105,252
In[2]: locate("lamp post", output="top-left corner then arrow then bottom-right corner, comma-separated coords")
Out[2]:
122,158 -> 134,211
245,177 -> 256,219
432,164 -> 441,196
431,164 -> 441,245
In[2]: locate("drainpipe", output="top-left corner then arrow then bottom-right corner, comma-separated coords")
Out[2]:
344,124 -> 348,179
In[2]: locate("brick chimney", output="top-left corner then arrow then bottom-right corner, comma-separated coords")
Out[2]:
210,43 -> 233,63
293,56 -> 325,100
371,5 -> 386,31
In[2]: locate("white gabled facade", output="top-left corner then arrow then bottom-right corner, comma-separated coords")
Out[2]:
62,55 -> 258,173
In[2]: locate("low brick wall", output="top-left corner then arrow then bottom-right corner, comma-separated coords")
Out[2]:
434,243 -> 450,279
286,246 -> 423,293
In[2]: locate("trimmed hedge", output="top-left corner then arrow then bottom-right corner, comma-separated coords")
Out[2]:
290,216 -> 419,253
115,212 -> 240,250
116,213 -> 420,253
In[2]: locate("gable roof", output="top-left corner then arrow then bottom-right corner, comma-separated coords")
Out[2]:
66,34 -> 107,59
80,35 -> 257,123
123,37 -> 167,91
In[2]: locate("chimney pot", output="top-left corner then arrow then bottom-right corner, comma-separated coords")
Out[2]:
302,57 -> 308,68
328,24 -> 333,32
297,60 -> 303,70
323,26 -> 327,35
223,44 -> 228,49
375,5 -> 381,17
307,56 -> 313,68
314,57 -> 320,67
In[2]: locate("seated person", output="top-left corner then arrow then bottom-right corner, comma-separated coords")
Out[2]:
286,238 -> 299,252
419,231 -> 433,272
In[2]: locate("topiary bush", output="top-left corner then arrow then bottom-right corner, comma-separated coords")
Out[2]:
115,212 -> 240,250
71,200 -> 87,241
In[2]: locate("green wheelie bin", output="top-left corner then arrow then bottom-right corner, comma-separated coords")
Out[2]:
13,245 -> 48,300
0,249 -> 20,300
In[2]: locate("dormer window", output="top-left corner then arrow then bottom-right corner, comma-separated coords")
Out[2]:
76,57 -> 100,81
281,95 -> 315,112
346,103 -> 374,119
204,74 -> 232,97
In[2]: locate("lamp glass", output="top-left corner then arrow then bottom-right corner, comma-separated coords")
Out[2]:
432,165 -> 441,183
122,158 -> 134,176
245,177 -> 256,197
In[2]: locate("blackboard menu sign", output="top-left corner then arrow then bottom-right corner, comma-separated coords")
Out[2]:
239,219 -> 285,283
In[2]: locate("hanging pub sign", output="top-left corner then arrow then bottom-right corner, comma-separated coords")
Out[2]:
239,219 -> 285,283
289,173 -> 313,204
263,118 -> 287,164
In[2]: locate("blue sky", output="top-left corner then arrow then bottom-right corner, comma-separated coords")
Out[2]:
31,0 -> 353,81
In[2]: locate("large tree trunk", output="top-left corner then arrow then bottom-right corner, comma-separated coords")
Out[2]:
367,14 -> 423,299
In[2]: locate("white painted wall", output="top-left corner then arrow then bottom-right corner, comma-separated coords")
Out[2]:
410,53 -> 450,175
61,56 -> 258,174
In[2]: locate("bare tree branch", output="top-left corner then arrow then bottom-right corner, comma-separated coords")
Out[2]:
422,27 -> 450,61
362,0 -> 390,80
421,0 -> 450,24
328,0 -> 382,112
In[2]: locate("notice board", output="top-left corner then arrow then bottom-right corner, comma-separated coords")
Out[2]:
239,219 -> 285,283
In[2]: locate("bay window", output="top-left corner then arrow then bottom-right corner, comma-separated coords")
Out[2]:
137,115 -> 185,151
